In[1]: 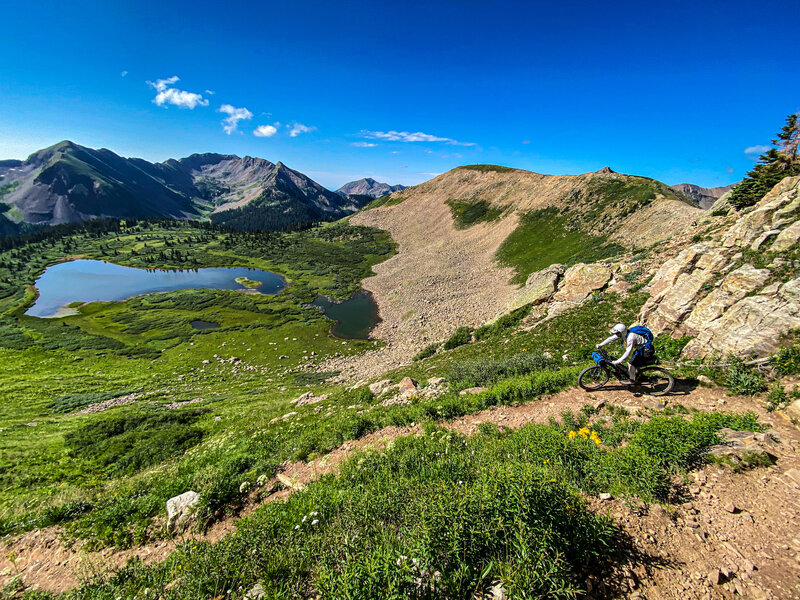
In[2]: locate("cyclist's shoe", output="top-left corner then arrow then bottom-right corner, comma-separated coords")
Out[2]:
619,378 -> 636,385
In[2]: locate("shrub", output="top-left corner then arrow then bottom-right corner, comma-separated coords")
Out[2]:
65,409 -> 207,476
47,389 -> 139,413
413,342 -> 439,361
448,351 -> 556,389
771,343 -> 800,375
766,382 -> 788,412
724,356 -> 766,395
653,334 -> 691,361
443,326 -> 473,350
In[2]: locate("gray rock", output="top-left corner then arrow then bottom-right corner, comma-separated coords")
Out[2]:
459,387 -> 488,396
245,582 -> 265,600
507,264 -> 564,311
166,490 -> 200,533
369,379 -> 392,395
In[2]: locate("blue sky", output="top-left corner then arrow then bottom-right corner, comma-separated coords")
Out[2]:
0,0 -> 797,189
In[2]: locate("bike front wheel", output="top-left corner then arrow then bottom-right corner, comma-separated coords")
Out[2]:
578,365 -> 609,391
637,366 -> 674,396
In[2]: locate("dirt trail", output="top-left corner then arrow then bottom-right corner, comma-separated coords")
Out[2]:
3,384 -> 799,598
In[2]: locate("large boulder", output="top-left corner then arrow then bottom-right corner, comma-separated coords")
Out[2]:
398,377 -> 418,394
166,490 -> 200,533
507,264 -> 564,311
552,263 -> 612,304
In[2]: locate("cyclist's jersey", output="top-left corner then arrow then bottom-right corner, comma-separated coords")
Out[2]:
598,332 -> 646,364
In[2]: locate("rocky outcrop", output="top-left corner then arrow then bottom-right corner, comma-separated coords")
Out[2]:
506,264 -> 564,311
640,176 -> 800,359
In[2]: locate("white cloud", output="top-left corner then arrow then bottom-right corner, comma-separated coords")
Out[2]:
219,104 -> 253,134
351,142 -> 377,147
288,122 -> 316,137
254,124 -> 278,138
205,89 -> 215,95
744,144 -> 771,155
121,70 -> 128,77
360,129 -> 475,146
146,76 -> 209,109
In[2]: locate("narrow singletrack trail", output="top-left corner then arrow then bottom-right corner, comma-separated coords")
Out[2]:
3,382 -> 799,598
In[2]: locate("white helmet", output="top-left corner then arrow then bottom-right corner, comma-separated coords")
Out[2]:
610,323 -> 627,338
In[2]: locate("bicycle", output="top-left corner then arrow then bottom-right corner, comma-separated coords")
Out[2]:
578,348 -> 674,396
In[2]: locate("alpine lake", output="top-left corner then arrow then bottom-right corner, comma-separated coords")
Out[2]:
27,259 -> 380,339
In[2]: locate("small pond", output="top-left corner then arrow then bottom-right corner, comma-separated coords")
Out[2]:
27,259 -> 285,318
311,290 -> 381,340
190,320 -> 220,331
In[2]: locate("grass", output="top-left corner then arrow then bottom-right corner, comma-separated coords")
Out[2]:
495,207 -> 624,284
457,164 -> 519,173
234,277 -> 262,288
445,199 -> 503,229
0,220 -> 395,544
12,406 -> 765,599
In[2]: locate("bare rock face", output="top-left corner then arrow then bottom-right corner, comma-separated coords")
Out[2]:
166,490 -> 200,533
552,263 -> 612,304
683,277 -> 800,358
641,176 -> 800,359
507,264 -> 563,311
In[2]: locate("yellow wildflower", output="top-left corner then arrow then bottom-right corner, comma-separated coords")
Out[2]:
578,427 -> 590,439
568,430 -> 577,439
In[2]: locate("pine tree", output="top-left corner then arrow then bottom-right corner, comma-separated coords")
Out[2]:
730,112 -> 800,209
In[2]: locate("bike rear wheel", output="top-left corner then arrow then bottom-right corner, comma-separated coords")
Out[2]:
578,365 -> 609,391
637,366 -> 674,396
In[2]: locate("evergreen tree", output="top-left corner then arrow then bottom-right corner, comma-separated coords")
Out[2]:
730,112 -> 800,209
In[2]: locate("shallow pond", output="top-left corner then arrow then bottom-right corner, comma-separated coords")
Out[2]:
190,320 -> 220,330
27,259 -> 285,318
311,290 -> 381,339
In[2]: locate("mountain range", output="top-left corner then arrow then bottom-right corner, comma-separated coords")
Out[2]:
0,141 -> 369,234
670,182 -> 734,209
336,178 -> 406,199
0,141 -> 733,239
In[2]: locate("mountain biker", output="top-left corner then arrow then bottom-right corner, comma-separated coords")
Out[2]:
596,323 -> 649,384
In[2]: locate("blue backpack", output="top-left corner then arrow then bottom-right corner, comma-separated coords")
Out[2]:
628,325 -> 655,358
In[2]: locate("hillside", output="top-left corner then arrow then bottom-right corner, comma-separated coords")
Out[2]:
339,164 -> 702,378
337,177 -> 406,198
0,142 -> 361,232
1,173 -> 800,598
671,182 -> 735,209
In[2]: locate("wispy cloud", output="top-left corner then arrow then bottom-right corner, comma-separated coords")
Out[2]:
146,76 -> 209,109
121,70 -> 128,78
254,124 -> 278,138
744,144 -> 770,155
288,122 -> 316,137
219,104 -> 253,134
360,130 -> 475,146
351,141 -> 377,147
